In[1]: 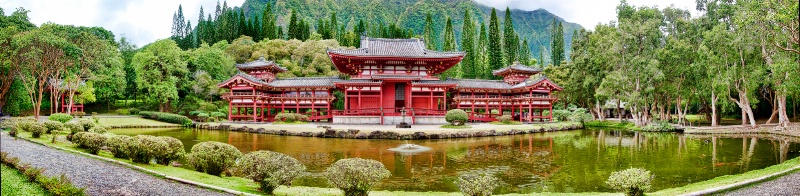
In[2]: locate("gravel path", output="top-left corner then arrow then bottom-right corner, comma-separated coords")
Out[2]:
0,133 -> 231,196
722,171 -> 800,196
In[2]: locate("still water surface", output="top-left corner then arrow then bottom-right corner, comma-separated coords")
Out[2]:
111,128 -> 800,194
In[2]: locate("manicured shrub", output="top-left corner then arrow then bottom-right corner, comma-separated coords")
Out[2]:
71,112 -> 86,117
138,111 -> 192,126
490,109 -> 499,115
294,113 -> 309,122
38,174 -> 87,196
29,124 -> 46,138
106,135 -> 131,159
552,110 -> 571,121
42,121 -> 64,134
155,136 -> 185,165
64,122 -> 84,134
0,117 -> 37,130
82,132 -> 107,155
78,119 -> 95,131
197,113 -> 210,122
642,121 -> 676,132
445,109 -> 469,125
569,108 -> 593,124
48,113 -> 74,123
274,113 -> 296,122
456,173 -> 500,196
9,127 -> 17,137
115,109 -> 129,115
325,158 -> 391,196
496,115 -> 513,123
71,132 -> 90,148
128,108 -> 140,115
606,168 -> 654,196
210,112 -> 226,121
187,141 -> 242,176
127,135 -> 168,164
16,121 -> 35,132
88,126 -> 107,134
235,151 -> 306,194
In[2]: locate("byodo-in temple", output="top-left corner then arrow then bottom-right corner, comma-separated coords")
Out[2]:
218,37 -> 562,124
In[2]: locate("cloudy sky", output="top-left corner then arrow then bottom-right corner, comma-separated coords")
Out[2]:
2,0 -> 696,46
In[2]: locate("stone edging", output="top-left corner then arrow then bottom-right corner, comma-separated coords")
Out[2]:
679,165 -> 800,196
7,133 -> 257,196
194,123 -> 584,140
106,125 -> 182,129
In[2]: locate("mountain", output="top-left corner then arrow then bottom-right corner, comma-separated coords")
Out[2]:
238,0 -> 583,65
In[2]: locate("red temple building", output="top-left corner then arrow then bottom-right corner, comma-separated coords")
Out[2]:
218,37 -> 561,124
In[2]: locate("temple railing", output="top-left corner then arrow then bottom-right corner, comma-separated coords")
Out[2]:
331,108 -> 446,116
455,95 -> 554,99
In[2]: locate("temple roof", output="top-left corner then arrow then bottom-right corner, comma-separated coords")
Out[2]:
327,37 -> 465,58
371,75 -> 424,80
449,79 -> 512,90
267,76 -> 338,88
492,62 -> 542,75
235,57 -> 288,71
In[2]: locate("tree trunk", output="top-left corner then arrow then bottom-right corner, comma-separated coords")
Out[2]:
712,91 -> 719,127
777,95 -> 791,127
742,110 -> 748,126
617,99 -> 622,121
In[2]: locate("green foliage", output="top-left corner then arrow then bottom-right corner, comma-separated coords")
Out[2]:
487,8 -> 503,79
28,124 -> 46,138
78,119 -> 95,131
550,18 -> 566,65
496,115 -> 512,123
584,120 -> 635,129
235,151 -> 306,194
138,111 -> 192,126
325,158 -> 391,196
445,109 -> 469,125
71,132 -> 89,148
155,136 -> 185,165
64,122 -> 84,134
274,113 -> 296,122
127,135 -> 168,164
606,168 -> 654,196
503,7 -> 518,64
115,109 -> 129,115
48,113 -> 73,123
456,172 -> 500,196
81,132 -> 107,155
87,126 -> 107,134
641,121 -> 676,132
0,117 -> 36,130
128,108 -> 140,115
106,135 -> 131,159
568,108 -> 593,124
38,174 -> 87,196
42,121 -> 63,134
132,39 -> 187,111
552,110 -> 571,121
187,141 -> 242,176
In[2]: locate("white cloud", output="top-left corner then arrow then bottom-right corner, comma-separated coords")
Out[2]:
473,0 -> 698,30
1,0 -> 245,47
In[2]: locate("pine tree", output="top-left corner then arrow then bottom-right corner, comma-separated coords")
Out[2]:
238,10 -> 247,37
460,9 -> 477,79
503,7 -> 517,65
185,20 -> 194,48
478,22 -> 488,79
330,12 -> 337,39
550,18 -> 565,66
214,1 -> 222,21
487,8 -> 503,79
519,39 -> 531,65
197,6 -> 204,44
441,17 -> 457,79
538,45 -> 545,68
288,9 -> 299,40
423,12 -> 437,50
262,3 -> 276,40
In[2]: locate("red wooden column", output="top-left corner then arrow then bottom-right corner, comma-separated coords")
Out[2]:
252,98 -> 257,122
344,87 -> 349,110
296,89 -> 301,113
228,100 -> 233,121
548,91 -> 553,122
358,87 -> 362,111
429,89 -> 433,111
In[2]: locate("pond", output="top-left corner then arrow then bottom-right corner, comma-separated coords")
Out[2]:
111,128 -> 800,194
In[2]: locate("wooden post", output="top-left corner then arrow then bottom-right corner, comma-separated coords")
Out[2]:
380,84 -> 383,124
253,99 -> 257,122
228,100 -> 232,121
344,88 -> 349,111
296,89 -> 301,113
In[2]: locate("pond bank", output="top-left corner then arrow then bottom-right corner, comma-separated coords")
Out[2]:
684,123 -> 800,138
193,121 -> 583,140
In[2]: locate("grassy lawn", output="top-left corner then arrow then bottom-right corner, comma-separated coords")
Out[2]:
648,157 -> 800,196
489,121 -> 524,125
272,121 -> 310,125
440,124 -> 472,129
97,117 -> 178,127
1,164 -> 51,196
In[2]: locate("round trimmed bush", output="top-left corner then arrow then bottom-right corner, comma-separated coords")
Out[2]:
42,121 -> 64,134
457,173 -> 500,196
106,135 -> 132,159
293,113 -> 309,122
29,124 -> 46,138
606,168 -> 654,196
235,151 -> 306,194
552,110 -> 571,121
187,141 -> 242,176
0,117 -> 37,129
88,126 -> 107,134
274,113 -> 296,122
496,115 -> 513,123
78,119 -> 95,131
82,132 -> 108,155
71,132 -> 91,148
197,113 -> 210,122
127,135 -> 168,164
128,108 -> 140,115
64,122 -> 84,134
48,113 -> 74,123
115,109 -> 130,115
325,158 -> 391,196
16,121 -> 35,132
445,109 -> 468,125
72,111 -> 86,117
569,108 -> 593,124
155,136 -> 185,165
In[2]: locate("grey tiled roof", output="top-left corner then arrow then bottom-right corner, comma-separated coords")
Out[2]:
509,75 -> 562,90
449,79 -> 513,89
327,37 -> 465,58
492,62 -> 542,75
371,75 -> 423,80
235,57 -> 288,71
267,76 -> 338,88
218,72 -> 270,86
412,80 -> 457,85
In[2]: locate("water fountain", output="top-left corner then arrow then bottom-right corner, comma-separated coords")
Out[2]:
387,142 -> 432,155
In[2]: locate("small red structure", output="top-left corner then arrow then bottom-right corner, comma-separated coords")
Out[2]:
48,79 -> 85,114
218,37 -> 561,124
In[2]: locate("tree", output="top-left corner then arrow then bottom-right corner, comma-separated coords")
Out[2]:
423,12 -> 437,50
518,39 -> 531,65
487,8 -> 503,79
460,9 -> 477,79
288,9 -> 300,40
132,39 -> 188,112
0,7 -> 35,113
503,7 -> 517,65
477,22 -> 488,79
441,17 -> 457,79
550,18 -> 565,66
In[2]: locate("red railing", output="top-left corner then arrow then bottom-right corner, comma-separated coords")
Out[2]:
331,108 -> 447,116
455,95 -> 554,99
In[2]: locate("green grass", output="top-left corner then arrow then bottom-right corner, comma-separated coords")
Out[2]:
584,120 -> 638,130
648,157 -> 800,196
272,121 -> 310,125
97,117 -> 179,127
489,121 -> 524,125
440,124 -> 472,129
1,164 -> 51,196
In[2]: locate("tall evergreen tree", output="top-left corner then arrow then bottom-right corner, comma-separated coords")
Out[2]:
214,1 -> 221,20
423,12 -> 437,50
519,39 -> 531,65
288,9 -> 299,40
503,7 -> 517,65
487,8 -> 503,79
460,9 -> 477,79
262,3 -> 276,40
538,45 -> 544,68
550,18 -> 565,66
441,17 -> 457,78
197,6 -> 204,44
478,22 -> 488,79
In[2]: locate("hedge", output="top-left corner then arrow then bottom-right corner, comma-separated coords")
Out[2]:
138,111 -> 192,126
48,113 -> 74,123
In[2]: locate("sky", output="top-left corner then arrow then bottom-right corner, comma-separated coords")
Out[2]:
2,0 -> 696,47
